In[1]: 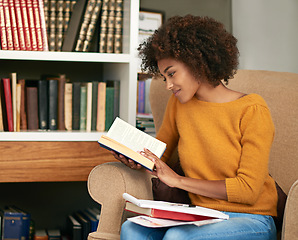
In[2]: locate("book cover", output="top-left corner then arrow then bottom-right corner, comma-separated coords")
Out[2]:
67,214 -> 82,240
91,81 -> 98,131
48,79 -> 58,130
26,0 -> 38,50
2,209 -> 23,239
20,0 -> 32,50
104,85 -> 114,131
1,78 -> 14,131
79,83 -> 87,130
64,82 -> 73,130
72,81 -> 81,130
38,79 -> 48,129
98,117 -> 167,171
0,0 -> 8,50
74,211 -> 90,240
2,0 -> 13,50
62,0 -> 87,52
26,80 -> 39,130
123,193 -> 229,222
13,0 -> 26,50
96,81 -> 106,131
74,0 -> 96,51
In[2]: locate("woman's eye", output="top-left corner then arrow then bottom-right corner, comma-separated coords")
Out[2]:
168,72 -> 175,77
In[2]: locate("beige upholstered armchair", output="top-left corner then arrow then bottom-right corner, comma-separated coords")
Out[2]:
87,70 -> 298,240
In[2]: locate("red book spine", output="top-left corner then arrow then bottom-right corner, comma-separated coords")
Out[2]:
2,0 -> 13,50
31,0 -> 43,50
8,0 -> 20,50
20,0 -> 32,50
25,0 -> 37,50
2,78 -> 14,131
13,0 -> 26,50
0,0 -> 8,50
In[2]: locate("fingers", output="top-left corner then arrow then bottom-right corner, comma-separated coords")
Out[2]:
110,151 -> 142,170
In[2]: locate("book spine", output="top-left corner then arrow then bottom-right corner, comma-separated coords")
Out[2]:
82,0 -> 102,52
20,0 -> 32,50
64,82 -> 72,130
37,0 -> 49,51
26,86 -> 39,130
86,82 -> 92,131
105,86 -> 114,131
137,80 -> 145,113
31,0 -> 43,51
8,0 -> 20,50
2,212 -> 23,239
79,84 -> 87,130
13,0 -> 26,50
98,0 -> 109,53
75,0 -> 96,52
0,84 -> 4,130
18,78 -> 27,130
2,78 -> 13,131
48,0 -> 56,51
113,0 -> 122,53
26,0 -> 38,50
55,0 -> 63,51
72,82 -> 81,130
96,81 -> 106,131
63,0 -> 71,41
48,79 -> 58,130
0,0 -> 8,50
38,79 -> 48,129
2,0 -> 13,50
58,74 -> 66,130
16,83 -> 21,131
10,72 -> 17,131
91,81 -> 98,131
106,0 -> 115,53
42,0 -> 49,33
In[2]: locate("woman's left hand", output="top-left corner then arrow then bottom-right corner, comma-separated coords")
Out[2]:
140,148 -> 180,188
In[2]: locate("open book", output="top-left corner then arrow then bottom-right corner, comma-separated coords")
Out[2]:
123,193 -> 229,222
98,117 -> 167,171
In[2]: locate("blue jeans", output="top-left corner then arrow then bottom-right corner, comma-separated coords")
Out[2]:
120,212 -> 277,240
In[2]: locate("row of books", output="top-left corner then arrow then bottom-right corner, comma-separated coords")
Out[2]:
0,0 -> 49,51
136,113 -> 155,135
0,0 -> 124,53
0,206 -> 100,240
0,73 -> 120,132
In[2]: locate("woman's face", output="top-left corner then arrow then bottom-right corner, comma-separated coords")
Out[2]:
157,58 -> 202,104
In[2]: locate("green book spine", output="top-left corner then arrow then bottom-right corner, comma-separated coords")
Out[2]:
105,86 -> 114,131
80,84 -> 87,130
91,81 -> 98,131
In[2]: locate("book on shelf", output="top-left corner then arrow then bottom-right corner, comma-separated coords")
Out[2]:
13,0 -> 26,50
48,79 -> 59,130
58,74 -> 66,130
34,229 -> 48,240
106,0 -> 115,53
20,0 -> 33,50
26,80 -> 39,130
72,81 -> 81,130
96,81 -> 106,131
98,0 -> 108,53
64,82 -> 73,130
0,0 -> 8,50
7,206 -> 31,240
113,0 -> 123,53
81,209 -> 98,232
26,0 -> 38,50
74,211 -> 90,240
55,0 -> 64,51
47,229 -> 61,240
1,78 -> 14,131
67,214 -> 82,240
2,0 -> 14,50
91,81 -> 98,131
8,0 -> 21,50
79,83 -> 87,130
107,79 -> 120,120
18,78 -> 27,130
86,81 -> 93,131
123,193 -> 229,222
38,79 -> 49,129
98,117 -> 167,171
104,83 -> 114,131
1,208 -> 23,239
137,80 -> 145,114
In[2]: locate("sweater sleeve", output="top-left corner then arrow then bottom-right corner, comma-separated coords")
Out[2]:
225,104 -> 275,205
156,95 -> 179,163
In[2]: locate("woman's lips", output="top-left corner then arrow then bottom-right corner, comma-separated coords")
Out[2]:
173,89 -> 180,96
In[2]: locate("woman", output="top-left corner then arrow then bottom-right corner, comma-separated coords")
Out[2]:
113,15 -> 277,240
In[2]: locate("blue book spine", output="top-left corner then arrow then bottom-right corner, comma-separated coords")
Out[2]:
3,211 -> 23,239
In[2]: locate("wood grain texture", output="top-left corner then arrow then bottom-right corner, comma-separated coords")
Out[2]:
0,141 -> 116,182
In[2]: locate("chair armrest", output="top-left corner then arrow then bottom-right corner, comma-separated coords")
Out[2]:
87,162 -> 153,240
282,179 -> 298,240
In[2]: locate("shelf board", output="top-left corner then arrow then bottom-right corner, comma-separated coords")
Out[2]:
0,131 -> 104,141
0,50 -> 131,63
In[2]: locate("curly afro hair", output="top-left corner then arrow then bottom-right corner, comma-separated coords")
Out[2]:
138,15 -> 239,86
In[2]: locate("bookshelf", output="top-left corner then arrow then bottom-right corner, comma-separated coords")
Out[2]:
0,0 -> 140,182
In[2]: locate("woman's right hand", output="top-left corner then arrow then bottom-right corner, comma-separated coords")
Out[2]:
110,150 -> 142,170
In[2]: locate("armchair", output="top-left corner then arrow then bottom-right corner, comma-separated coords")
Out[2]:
87,70 -> 298,240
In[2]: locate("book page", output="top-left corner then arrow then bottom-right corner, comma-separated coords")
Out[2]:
107,117 -> 166,158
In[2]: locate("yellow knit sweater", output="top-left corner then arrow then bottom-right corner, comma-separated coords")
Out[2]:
157,93 -> 277,216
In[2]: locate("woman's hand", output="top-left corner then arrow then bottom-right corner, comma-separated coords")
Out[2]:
110,150 -> 142,170
140,148 -> 180,188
